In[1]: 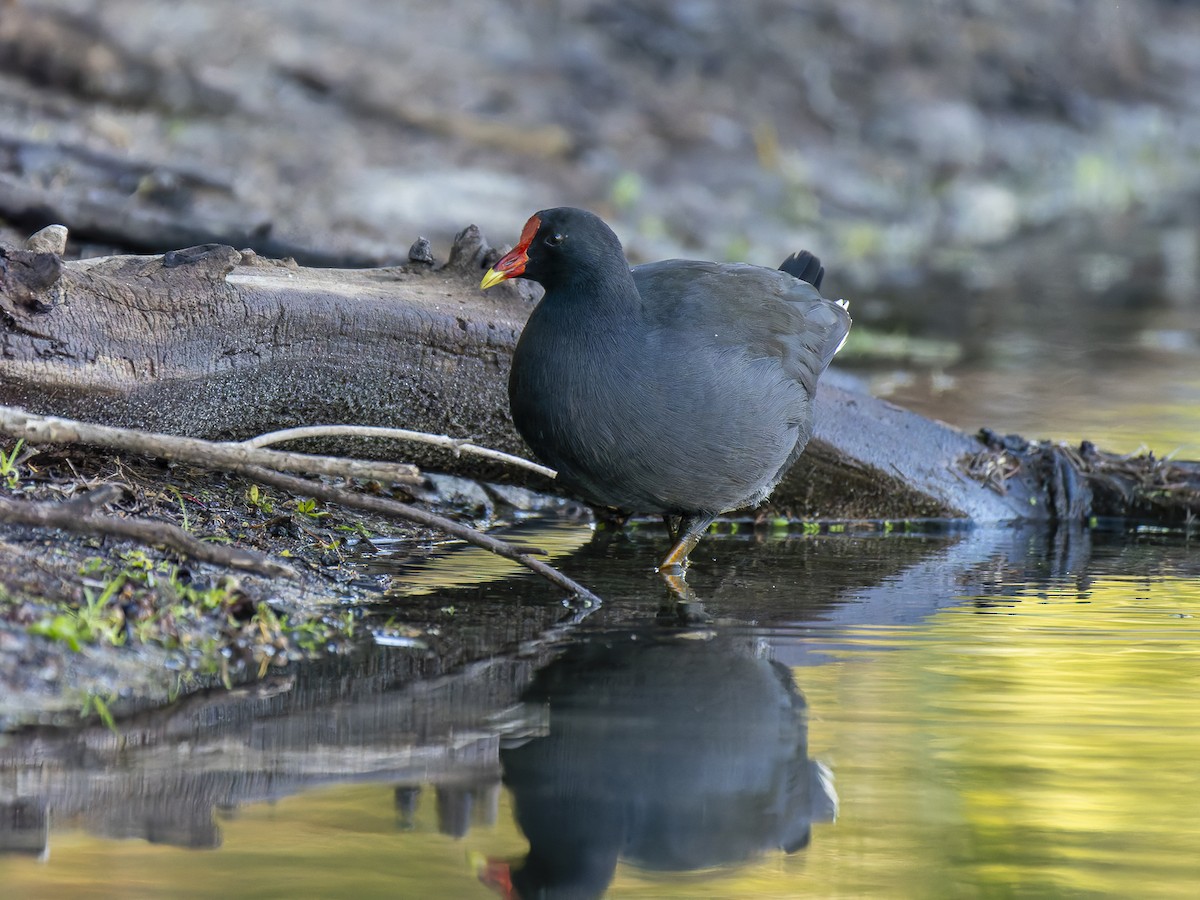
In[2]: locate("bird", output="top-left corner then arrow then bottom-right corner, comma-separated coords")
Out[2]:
481,207 -> 850,571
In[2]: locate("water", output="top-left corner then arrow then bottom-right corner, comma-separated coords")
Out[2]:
873,336 -> 1200,460
3,520 -> 1198,898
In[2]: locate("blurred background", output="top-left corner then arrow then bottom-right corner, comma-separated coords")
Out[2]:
2,0 -> 1197,452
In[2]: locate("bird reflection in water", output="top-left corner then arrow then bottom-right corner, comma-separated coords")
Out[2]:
477,632 -> 837,899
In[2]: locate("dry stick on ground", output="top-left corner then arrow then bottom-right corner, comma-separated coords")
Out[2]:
0,492 -> 297,579
0,406 -> 599,603
243,424 -> 558,480
0,406 -> 422,486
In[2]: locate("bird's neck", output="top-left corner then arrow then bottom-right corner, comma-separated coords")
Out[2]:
552,260 -> 642,320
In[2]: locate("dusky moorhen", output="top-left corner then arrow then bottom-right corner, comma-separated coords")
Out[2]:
481,207 -> 850,570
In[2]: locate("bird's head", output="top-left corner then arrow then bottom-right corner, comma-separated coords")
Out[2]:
481,207 -> 625,291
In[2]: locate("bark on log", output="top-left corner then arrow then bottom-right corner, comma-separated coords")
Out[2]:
2,228 -> 1196,525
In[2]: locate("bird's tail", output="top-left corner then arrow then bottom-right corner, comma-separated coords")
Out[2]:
778,250 -> 824,291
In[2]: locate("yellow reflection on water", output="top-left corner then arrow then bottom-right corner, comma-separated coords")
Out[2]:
800,574 -> 1200,898
887,363 -> 1200,458
1,783 -> 526,900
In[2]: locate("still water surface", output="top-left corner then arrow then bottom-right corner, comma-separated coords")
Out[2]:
3,520 -> 1198,898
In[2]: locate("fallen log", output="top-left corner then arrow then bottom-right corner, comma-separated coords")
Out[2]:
1,226 -> 1196,525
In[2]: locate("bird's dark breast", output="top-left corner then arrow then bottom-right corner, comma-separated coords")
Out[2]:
509,306 -> 807,516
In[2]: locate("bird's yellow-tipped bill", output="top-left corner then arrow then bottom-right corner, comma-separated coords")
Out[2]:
480,267 -> 509,290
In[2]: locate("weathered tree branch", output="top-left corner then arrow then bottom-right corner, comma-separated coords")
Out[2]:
0,406 -> 423,485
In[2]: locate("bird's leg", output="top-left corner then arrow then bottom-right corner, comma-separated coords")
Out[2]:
662,514 -> 682,544
657,516 -> 715,624
596,507 -> 631,532
657,513 -> 716,573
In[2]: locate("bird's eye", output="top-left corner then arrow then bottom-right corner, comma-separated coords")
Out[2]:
545,232 -> 565,247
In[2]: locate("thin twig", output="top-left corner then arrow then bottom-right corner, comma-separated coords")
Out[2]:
248,446 -> 422,485
233,463 -> 600,604
244,424 -> 558,480
0,493 -> 297,579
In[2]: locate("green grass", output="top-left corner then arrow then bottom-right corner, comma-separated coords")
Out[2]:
0,439 -> 24,489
